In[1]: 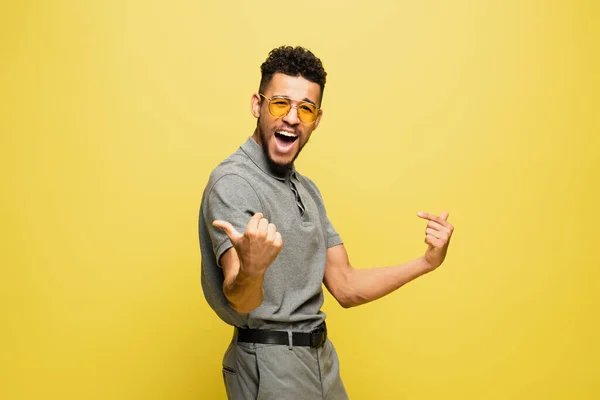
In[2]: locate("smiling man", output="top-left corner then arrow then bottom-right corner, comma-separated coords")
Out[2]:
254,73 -> 321,169
199,46 -> 454,399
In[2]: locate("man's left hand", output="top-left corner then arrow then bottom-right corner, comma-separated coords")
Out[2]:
417,211 -> 454,270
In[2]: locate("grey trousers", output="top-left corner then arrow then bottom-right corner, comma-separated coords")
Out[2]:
222,335 -> 348,400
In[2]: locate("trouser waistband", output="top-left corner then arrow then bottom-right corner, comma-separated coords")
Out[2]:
236,322 -> 327,348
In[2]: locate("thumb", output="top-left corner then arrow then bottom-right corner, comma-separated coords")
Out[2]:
440,211 -> 449,221
212,220 -> 242,242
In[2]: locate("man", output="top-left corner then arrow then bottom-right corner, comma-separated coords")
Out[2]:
199,45 -> 454,399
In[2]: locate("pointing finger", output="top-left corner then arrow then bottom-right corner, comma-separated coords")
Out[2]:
213,220 -> 242,242
417,211 -> 451,227
417,211 -> 432,220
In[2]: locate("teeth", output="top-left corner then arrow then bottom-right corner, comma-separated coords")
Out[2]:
277,131 -> 297,138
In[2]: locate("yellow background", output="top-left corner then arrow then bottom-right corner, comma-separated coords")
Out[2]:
2,1 -> 599,399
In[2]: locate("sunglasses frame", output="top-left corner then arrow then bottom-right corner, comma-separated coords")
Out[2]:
258,93 -> 320,125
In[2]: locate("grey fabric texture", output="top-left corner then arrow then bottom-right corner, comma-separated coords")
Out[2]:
199,137 -> 343,331
222,337 -> 348,400
199,137 -> 348,398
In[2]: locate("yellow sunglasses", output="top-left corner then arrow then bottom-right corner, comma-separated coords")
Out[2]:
259,93 -> 320,124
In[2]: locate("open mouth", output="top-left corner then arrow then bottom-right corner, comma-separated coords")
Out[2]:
274,131 -> 298,150
275,131 -> 298,144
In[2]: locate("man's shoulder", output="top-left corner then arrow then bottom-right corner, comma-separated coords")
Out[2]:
203,144 -> 260,199
208,145 -> 253,181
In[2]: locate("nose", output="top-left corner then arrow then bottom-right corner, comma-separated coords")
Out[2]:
282,105 -> 300,125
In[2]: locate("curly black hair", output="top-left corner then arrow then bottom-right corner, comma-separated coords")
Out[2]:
259,46 -> 327,102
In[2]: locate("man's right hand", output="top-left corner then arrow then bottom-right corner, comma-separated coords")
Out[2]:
213,213 -> 283,278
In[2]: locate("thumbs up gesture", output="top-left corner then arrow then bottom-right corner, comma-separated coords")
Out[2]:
417,211 -> 454,270
213,213 -> 283,278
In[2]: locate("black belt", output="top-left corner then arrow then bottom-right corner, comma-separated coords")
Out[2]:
236,323 -> 327,348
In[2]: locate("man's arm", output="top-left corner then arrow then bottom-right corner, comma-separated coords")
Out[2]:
219,247 -> 265,314
214,213 -> 282,314
323,211 -> 454,308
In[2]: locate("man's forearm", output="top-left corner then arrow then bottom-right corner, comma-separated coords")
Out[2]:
223,269 -> 265,314
343,257 -> 435,308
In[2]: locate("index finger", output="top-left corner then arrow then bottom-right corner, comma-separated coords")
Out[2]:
417,211 -> 450,225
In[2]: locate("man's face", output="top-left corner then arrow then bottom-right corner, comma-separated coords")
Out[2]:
251,73 -> 323,169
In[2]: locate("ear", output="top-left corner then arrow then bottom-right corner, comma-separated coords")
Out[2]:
313,109 -> 324,130
250,93 -> 261,118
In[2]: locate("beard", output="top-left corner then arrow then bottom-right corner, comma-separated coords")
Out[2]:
262,144 -> 293,173
257,122 -> 308,173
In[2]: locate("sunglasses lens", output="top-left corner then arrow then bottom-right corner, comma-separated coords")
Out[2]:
265,96 -> 319,123
297,103 -> 318,123
269,98 -> 291,117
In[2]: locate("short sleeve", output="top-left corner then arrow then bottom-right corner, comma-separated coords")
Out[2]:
320,206 -> 343,248
202,174 -> 262,266
300,176 -> 343,248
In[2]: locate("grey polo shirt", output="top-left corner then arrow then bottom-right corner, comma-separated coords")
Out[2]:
199,137 -> 342,331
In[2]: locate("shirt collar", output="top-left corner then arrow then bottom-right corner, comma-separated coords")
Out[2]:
240,136 -> 297,182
